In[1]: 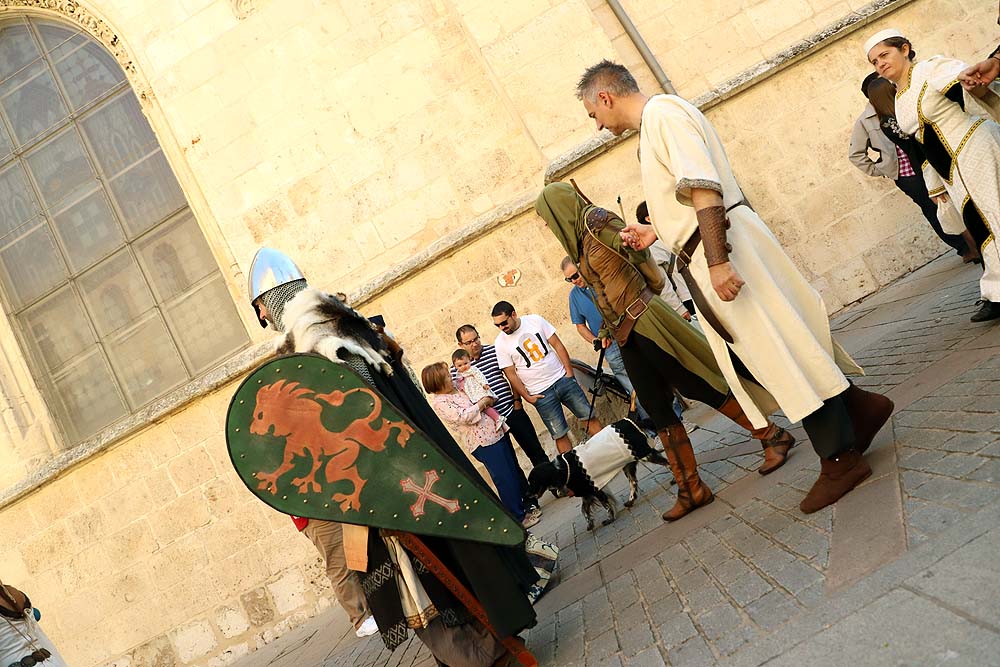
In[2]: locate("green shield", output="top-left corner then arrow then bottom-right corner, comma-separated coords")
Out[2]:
226,353 -> 525,546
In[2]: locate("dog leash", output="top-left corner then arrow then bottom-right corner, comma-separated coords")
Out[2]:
583,345 -> 607,432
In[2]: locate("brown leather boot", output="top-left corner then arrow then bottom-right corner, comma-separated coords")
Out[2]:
716,394 -> 796,475
842,384 -> 894,454
799,450 -> 872,514
658,424 -> 714,521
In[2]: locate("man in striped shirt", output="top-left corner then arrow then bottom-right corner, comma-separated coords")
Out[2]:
453,324 -> 545,516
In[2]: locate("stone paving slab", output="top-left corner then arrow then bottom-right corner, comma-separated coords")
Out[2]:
228,255 -> 999,667
723,500 -> 1000,667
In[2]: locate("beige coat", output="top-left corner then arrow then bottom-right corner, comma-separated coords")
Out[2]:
848,103 -> 900,179
639,94 -> 862,428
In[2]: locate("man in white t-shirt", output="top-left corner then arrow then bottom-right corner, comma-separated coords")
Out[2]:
492,300 -> 602,454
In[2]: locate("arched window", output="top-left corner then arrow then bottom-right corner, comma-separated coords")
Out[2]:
0,18 -> 249,445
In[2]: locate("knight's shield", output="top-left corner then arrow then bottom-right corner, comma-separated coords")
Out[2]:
226,353 -> 525,546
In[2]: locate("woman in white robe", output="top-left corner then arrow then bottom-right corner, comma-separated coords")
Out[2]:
575,61 -> 894,514
867,28 -> 1000,322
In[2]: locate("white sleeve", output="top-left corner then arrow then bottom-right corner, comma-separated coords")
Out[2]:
536,315 -> 557,339
494,339 -> 514,369
652,102 -> 723,205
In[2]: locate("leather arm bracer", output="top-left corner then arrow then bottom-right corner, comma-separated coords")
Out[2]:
696,205 -> 732,267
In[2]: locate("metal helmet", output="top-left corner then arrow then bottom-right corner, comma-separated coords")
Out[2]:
248,247 -> 307,328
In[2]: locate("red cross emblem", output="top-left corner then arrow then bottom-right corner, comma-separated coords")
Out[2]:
400,470 -> 461,518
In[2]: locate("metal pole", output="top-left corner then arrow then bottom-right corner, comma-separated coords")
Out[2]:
604,0 -> 677,95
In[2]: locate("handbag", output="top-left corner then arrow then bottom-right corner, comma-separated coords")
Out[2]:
937,199 -> 965,236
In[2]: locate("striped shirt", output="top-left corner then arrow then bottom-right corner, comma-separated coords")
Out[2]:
450,344 -> 516,417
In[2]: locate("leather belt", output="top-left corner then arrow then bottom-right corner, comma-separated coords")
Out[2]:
612,287 -> 655,346
674,198 -> 751,345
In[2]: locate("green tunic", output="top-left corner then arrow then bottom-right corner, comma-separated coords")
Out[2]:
536,182 -> 777,413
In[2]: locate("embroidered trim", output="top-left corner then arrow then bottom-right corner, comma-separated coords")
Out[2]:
613,418 -> 651,459
676,178 -> 722,194
941,78 -> 961,96
896,65 -> 915,98
405,604 -> 440,629
382,620 -> 409,649
919,91 -> 985,186
361,561 -> 395,596
927,186 -> 946,197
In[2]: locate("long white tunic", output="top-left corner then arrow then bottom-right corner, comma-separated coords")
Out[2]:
639,95 -> 861,428
896,56 -> 1000,302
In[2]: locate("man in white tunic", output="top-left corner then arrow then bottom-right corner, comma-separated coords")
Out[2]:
574,61 -> 894,513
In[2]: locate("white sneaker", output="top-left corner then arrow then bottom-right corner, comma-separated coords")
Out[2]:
355,616 -> 378,638
522,507 -> 542,528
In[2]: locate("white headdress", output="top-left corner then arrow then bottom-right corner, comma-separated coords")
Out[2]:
864,28 -> 905,60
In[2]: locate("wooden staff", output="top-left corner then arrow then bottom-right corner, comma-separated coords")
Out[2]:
382,530 -> 538,667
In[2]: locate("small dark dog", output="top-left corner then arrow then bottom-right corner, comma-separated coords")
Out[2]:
528,419 -> 672,530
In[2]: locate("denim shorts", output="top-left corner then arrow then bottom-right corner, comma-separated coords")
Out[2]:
533,376 -> 592,439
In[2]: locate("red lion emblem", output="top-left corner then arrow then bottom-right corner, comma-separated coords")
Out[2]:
249,380 -> 414,511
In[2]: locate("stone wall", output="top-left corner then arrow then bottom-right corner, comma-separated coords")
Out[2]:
0,0 -> 997,665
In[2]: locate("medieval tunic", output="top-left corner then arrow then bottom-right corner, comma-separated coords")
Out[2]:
536,183 -> 779,429
638,94 -> 862,429
895,56 -> 1000,302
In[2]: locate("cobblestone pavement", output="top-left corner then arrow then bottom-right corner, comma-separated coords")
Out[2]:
232,255 -> 1000,667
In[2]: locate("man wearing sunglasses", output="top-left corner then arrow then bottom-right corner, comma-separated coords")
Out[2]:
492,301 -> 603,454
561,257 -> 659,432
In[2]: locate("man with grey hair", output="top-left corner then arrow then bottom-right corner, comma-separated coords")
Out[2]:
574,60 -> 894,514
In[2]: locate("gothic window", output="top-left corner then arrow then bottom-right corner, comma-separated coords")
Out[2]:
0,18 -> 249,444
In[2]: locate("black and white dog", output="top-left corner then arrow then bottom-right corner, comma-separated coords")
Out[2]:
527,419 -> 672,530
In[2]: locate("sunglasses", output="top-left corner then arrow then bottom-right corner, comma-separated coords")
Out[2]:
494,318 -> 511,328
564,272 -> 580,283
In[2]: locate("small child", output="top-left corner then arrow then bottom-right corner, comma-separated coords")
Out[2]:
452,349 -> 507,432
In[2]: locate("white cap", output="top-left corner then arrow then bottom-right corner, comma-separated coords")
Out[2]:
864,28 -> 905,60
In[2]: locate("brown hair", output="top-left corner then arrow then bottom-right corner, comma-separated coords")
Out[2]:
880,36 -> 916,61
576,60 -> 640,102
867,77 -> 896,120
455,324 -> 477,343
421,362 -> 452,394
451,348 -> 470,363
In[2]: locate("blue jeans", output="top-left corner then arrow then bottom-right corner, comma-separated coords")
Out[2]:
471,434 -> 526,521
532,376 -> 592,439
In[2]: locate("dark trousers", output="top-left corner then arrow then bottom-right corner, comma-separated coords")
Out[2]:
727,348 -> 856,460
895,173 -> 966,253
504,406 -> 546,509
472,435 -> 526,521
505,407 -> 548,466
800,390 -> 856,459
618,331 -> 729,429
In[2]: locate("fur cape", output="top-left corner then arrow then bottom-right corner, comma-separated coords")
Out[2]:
276,288 -> 396,374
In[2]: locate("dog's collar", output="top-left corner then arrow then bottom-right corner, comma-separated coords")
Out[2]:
555,453 -> 571,488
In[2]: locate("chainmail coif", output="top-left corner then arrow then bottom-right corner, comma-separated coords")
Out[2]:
258,279 -> 307,332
